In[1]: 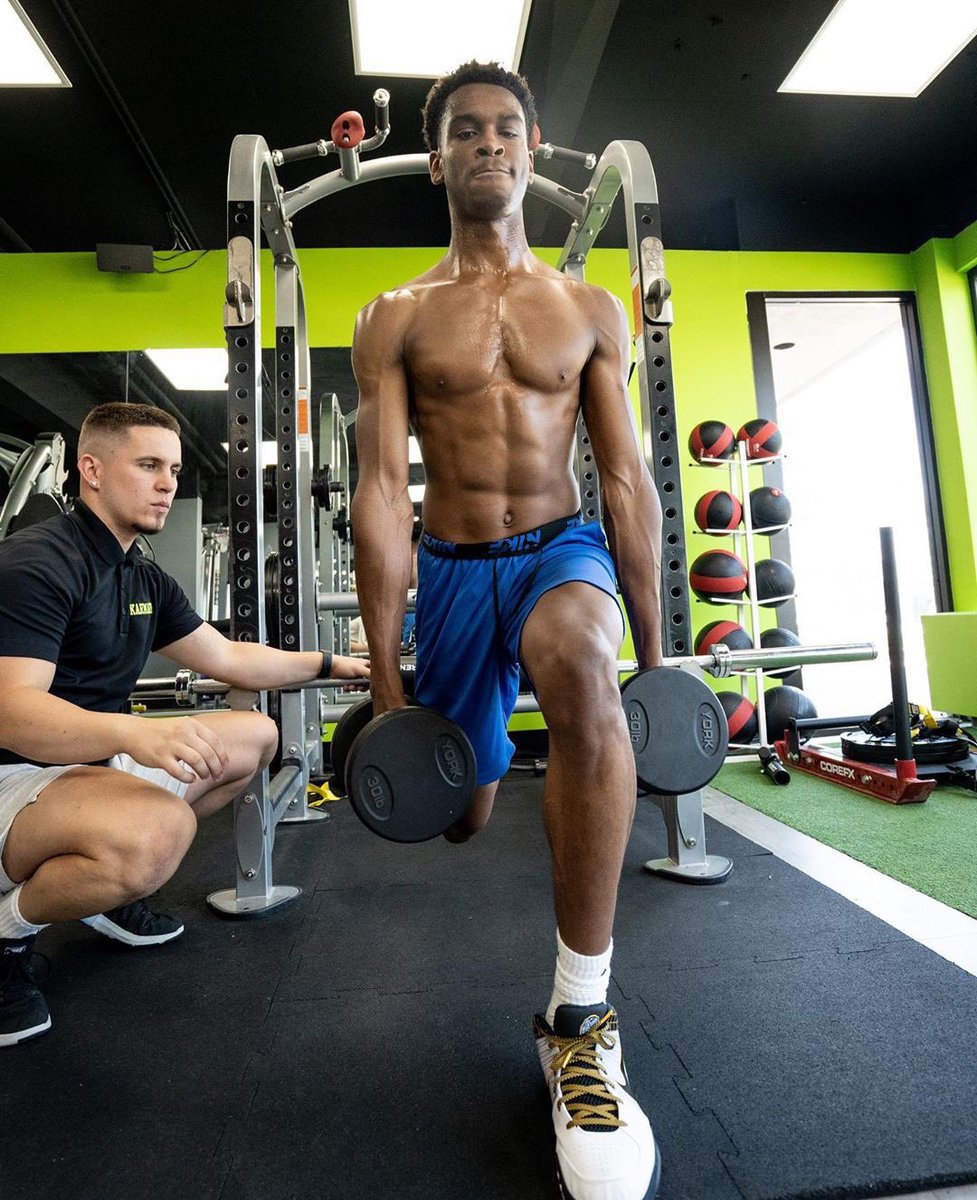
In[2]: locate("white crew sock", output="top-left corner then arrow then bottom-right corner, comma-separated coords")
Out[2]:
546,929 -> 613,1026
0,885 -> 49,940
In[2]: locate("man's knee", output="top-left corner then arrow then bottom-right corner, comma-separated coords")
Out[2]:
532,631 -> 623,737
107,794 -> 196,899
444,781 -> 498,843
247,712 -> 279,772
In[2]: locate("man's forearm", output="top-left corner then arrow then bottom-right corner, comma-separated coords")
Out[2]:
604,481 -> 664,669
0,690 -> 135,764
349,487 -> 413,702
216,645 -> 326,691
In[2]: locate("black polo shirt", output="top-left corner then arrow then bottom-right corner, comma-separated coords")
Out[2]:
0,500 -> 203,765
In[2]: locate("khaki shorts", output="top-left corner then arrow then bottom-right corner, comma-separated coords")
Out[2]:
0,756 -> 190,892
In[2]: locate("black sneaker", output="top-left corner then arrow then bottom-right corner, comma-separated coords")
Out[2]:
0,936 -> 51,1047
81,899 -> 184,946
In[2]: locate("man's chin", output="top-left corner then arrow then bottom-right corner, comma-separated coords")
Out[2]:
131,519 -> 163,537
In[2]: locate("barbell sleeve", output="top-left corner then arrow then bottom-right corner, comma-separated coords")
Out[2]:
617,640 -> 877,679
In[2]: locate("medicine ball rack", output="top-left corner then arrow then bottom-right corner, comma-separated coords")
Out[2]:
691,437 -> 796,754
215,88 -> 873,911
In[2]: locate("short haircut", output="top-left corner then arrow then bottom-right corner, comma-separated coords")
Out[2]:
79,402 -> 180,454
422,60 -> 537,152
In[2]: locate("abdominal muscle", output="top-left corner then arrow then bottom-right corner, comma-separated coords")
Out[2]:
413,381 -> 583,543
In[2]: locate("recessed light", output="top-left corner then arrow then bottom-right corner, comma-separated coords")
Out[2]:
349,0 -> 533,78
145,349 -> 228,391
779,0 -> 977,98
0,0 -> 70,87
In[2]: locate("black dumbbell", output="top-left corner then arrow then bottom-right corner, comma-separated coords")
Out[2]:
330,698 -> 477,843
620,667 -> 729,795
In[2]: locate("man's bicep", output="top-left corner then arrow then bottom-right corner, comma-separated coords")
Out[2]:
0,656 -> 57,693
156,622 -> 234,678
352,299 -> 412,487
581,303 -> 644,474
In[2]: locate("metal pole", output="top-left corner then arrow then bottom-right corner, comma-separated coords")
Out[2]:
880,527 -> 917,776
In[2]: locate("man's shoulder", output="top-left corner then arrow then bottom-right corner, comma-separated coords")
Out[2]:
0,511 -> 78,565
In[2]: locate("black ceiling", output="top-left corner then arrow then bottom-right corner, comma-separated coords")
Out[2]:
2,0 -> 977,521
4,0 -> 977,257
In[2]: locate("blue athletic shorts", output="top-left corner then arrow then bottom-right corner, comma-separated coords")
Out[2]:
414,513 -> 623,785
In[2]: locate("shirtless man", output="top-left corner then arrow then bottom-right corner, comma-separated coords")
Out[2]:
350,62 -> 663,1200
0,403 -> 369,1047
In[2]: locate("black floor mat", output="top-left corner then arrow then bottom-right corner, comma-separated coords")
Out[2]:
3,776 -> 977,1200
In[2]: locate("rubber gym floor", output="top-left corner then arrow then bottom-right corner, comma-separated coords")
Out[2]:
4,773 -> 977,1200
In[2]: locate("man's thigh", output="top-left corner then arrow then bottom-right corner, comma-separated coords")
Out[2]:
179,709 -> 276,806
0,764 -> 189,887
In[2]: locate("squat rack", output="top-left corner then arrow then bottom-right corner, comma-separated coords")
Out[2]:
216,89 -> 711,914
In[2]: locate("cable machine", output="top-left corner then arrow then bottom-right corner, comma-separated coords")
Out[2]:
216,89 -> 718,914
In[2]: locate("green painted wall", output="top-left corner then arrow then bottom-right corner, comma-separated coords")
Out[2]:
911,238 -> 977,608
1,240 -> 975,617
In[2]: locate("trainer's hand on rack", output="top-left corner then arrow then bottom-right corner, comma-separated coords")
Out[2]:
123,716 -> 230,785
330,654 -> 371,691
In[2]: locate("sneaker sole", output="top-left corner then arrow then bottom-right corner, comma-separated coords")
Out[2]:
0,1014 -> 51,1047
556,1136 -> 662,1200
80,914 -> 184,946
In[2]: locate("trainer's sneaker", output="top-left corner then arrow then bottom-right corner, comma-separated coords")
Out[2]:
534,1003 -> 660,1200
0,936 -> 51,1047
81,899 -> 184,947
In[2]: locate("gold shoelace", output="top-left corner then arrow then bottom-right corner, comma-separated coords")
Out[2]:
548,1022 -> 626,1130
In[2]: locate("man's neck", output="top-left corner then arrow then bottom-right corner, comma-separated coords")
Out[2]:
79,498 -> 137,553
443,213 -> 535,276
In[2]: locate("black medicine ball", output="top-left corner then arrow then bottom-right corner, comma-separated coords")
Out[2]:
695,620 -> 753,655
717,691 -> 758,743
749,486 -> 791,530
689,549 -> 748,601
694,490 -> 742,534
764,685 -> 817,742
738,418 -> 782,460
751,558 -> 795,606
759,627 -> 802,682
688,421 -> 735,463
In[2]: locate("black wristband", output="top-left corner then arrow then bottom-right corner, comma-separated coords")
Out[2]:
320,650 -> 333,678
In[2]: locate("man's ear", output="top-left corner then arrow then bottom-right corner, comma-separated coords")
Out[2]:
429,149 -> 444,185
527,149 -> 535,180
78,451 -> 101,490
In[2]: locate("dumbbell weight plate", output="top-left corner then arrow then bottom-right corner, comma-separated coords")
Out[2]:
329,688 -> 420,796
621,667 -> 729,796
346,706 -> 477,843
328,697 -> 375,796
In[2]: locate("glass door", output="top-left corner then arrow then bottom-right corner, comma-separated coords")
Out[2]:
748,294 -> 948,717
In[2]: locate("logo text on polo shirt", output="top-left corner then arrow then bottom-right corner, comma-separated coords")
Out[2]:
129,602 -> 153,616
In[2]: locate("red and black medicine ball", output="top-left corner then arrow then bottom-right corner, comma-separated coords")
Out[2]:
749,486 -> 791,530
689,549 -> 748,600
695,620 -> 753,655
717,691 -> 758,743
750,558 -> 795,607
738,418 -> 782,460
765,685 -> 817,742
694,490 -> 743,534
688,421 -> 735,464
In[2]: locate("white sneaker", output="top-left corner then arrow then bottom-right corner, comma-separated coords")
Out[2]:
534,1003 -> 660,1200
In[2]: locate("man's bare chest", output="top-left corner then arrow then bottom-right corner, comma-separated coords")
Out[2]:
406,285 -> 595,396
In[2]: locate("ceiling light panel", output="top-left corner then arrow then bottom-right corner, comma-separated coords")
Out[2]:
350,0 -> 532,78
780,0 -> 977,98
0,0 -> 70,87
145,349 -> 228,391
